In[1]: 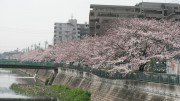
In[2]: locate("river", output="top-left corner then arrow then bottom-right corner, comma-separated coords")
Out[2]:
0,69 -> 58,101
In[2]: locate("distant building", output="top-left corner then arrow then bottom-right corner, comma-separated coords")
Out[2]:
54,19 -> 89,45
89,2 -> 180,36
77,23 -> 89,39
0,50 -> 20,59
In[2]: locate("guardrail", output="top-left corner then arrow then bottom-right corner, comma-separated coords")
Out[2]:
0,59 -> 178,85
0,59 -> 54,67
58,62 -> 180,85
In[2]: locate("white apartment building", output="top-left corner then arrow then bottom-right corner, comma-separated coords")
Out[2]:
54,19 -> 89,45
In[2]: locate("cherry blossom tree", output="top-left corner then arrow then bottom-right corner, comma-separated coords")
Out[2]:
13,18 -> 180,73
100,18 -> 180,73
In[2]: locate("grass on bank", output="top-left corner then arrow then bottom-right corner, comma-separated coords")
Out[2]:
10,84 -> 91,101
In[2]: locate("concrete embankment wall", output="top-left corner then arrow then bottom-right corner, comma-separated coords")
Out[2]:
18,69 -> 54,83
20,68 -> 180,101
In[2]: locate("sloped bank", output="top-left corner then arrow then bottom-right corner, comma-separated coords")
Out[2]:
18,69 -> 55,85
20,68 -> 180,101
53,68 -> 180,101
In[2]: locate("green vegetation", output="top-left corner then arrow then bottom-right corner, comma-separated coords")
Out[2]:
51,85 -> 91,101
45,78 -> 50,85
10,84 -> 91,101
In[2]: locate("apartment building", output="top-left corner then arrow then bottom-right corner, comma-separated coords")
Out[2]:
89,2 -> 180,36
54,19 -> 89,45
77,23 -> 89,39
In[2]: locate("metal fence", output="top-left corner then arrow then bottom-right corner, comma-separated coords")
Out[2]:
58,62 -> 180,85
0,59 -> 179,85
0,59 -> 54,67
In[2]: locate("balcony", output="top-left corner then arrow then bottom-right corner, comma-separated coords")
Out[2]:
145,14 -> 163,18
174,15 -> 180,19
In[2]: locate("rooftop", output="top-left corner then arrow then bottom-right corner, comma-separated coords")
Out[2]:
90,2 -> 180,9
90,4 -> 135,8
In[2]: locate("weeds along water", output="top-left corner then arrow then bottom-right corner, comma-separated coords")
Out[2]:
10,84 -> 91,101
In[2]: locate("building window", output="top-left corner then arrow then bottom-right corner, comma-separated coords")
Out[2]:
95,18 -> 99,22
90,12 -> 94,16
90,27 -> 94,30
144,10 -> 162,14
175,12 -> 180,15
59,32 -> 62,34
96,25 -> 100,29
59,36 -> 62,41
141,10 -> 144,14
98,13 -> 117,17
174,7 -> 178,9
164,10 -> 167,16
65,31 -> 69,34
65,35 -> 69,41
54,30 -> 56,33
102,20 -> 109,23
135,8 -> 140,12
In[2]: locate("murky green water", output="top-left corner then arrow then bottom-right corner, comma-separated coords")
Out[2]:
0,69 -> 57,101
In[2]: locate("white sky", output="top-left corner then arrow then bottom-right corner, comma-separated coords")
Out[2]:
0,0 -> 178,53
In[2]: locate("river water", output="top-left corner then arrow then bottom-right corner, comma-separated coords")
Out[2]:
0,69 -> 57,101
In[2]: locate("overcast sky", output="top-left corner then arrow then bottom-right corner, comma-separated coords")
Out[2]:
0,0 -> 178,53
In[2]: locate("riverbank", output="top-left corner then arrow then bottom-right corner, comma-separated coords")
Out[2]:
16,68 -> 180,101
10,84 -> 91,101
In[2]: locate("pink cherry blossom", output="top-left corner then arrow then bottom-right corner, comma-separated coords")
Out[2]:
13,18 -> 180,73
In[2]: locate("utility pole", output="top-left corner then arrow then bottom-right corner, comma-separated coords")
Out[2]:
45,41 -> 48,49
39,42 -> 40,49
34,44 -> 37,50
31,45 -> 33,50
27,47 -> 29,52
